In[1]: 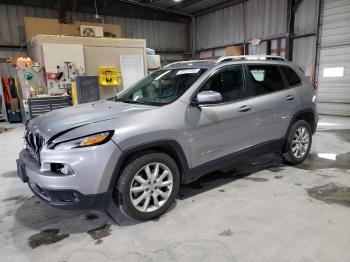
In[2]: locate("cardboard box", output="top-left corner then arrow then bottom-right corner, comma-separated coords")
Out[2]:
24,17 -> 122,40
225,45 -> 244,56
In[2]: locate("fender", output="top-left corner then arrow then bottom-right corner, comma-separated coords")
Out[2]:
107,139 -> 192,195
290,107 -> 317,133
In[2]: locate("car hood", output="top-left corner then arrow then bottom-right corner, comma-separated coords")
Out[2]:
27,100 -> 156,140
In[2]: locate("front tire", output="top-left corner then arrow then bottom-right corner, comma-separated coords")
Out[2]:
282,120 -> 312,164
115,151 -> 180,221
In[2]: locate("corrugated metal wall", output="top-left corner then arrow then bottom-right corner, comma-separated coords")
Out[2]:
0,4 -> 188,51
195,0 -> 288,51
0,48 -> 18,77
245,0 -> 287,40
318,0 -> 350,48
98,15 -> 188,51
194,0 -> 320,72
292,0 -> 319,71
194,0 -> 318,72
0,5 -> 56,46
248,42 -> 267,55
317,0 -> 350,116
293,36 -> 317,71
294,0 -> 319,35
195,3 -> 244,50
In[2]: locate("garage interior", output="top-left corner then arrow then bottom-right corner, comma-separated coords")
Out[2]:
0,0 -> 349,261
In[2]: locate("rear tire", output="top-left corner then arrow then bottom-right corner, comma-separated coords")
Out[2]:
282,120 -> 312,164
115,151 -> 180,221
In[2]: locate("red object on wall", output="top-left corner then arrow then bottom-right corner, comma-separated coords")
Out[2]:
251,38 -> 261,46
47,72 -> 58,80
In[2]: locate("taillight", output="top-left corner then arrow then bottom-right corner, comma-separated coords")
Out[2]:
312,82 -> 318,92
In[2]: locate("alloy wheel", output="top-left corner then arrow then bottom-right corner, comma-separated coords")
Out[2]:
292,126 -> 310,159
129,162 -> 173,213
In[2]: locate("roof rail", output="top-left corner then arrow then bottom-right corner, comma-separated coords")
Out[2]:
216,55 -> 287,64
163,60 -> 202,68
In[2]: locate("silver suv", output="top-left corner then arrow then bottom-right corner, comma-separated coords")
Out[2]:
17,56 -> 317,220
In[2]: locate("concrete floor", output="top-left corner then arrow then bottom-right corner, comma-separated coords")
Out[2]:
0,115 -> 349,262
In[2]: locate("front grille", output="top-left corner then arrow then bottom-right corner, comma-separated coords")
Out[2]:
25,129 -> 45,162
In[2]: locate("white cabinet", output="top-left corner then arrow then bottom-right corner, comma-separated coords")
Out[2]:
28,35 -> 147,99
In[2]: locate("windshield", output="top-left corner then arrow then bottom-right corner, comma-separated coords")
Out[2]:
116,68 -> 206,106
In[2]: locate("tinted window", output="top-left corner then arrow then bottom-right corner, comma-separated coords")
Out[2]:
280,66 -> 301,86
248,65 -> 285,95
200,66 -> 245,103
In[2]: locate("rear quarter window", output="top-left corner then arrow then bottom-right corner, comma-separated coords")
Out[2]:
280,66 -> 301,87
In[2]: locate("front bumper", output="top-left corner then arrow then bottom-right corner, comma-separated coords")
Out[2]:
17,140 -> 122,210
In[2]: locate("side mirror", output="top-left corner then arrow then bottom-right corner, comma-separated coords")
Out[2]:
193,91 -> 222,106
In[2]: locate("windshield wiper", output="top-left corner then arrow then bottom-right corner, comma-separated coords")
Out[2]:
118,98 -> 162,106
118,98 -> 143,104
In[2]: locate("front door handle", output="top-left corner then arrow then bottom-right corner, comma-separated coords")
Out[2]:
285,95 -> 295,101
238,105 -> 252,112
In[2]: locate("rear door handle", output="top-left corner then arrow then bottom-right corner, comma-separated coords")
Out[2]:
285,95 -> 295,101
238,105 -> 252,112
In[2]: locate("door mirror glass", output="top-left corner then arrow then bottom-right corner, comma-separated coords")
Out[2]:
195,91 -> 222,105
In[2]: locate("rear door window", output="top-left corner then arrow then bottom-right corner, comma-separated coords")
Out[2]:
247,65 -> 285,96
280,66 -> 302,87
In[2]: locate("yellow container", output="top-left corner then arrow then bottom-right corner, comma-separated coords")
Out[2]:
98,66 -> 122,86
71,81 -> 78,105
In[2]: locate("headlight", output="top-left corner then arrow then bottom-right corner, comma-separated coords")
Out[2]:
53,131 -> 114,150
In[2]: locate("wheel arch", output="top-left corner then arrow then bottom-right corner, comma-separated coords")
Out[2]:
107,140 -> 191,193
292,108 -> 317,134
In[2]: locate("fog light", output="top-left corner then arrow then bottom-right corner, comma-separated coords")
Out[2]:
51,163 -> 74,176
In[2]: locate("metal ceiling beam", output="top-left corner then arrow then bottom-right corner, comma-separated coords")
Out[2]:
0,0 -> 191,23
69,0 -> 78,23
119,0 -> 192,17
57,0 -> 65,23
285,0 -> 296,61
168,0 -> 205,11
193,0 -> 243,16
286,0 -> 305,60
